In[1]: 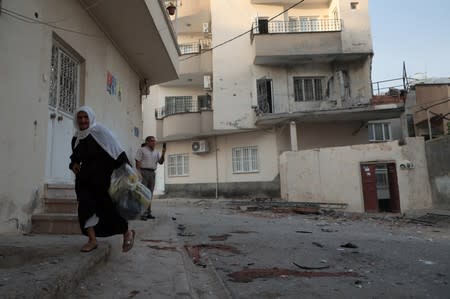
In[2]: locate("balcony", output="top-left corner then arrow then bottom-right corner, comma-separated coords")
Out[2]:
251,0 -> 330,5
253,19 -> 342,34
80,0 -> 179,84
252,19 -> 368,65
155,95 -> 212,119
178,39 -> 212,76
155,95 -> 213,139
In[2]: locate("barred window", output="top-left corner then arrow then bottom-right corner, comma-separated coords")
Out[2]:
168,154 -> 189,177
165,96 -> 193,115
49,44 -> 80,115
232,146 -> 259,173
294,77 -> 323,101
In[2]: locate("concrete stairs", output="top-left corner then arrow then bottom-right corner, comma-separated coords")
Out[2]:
32,184 -> 81,234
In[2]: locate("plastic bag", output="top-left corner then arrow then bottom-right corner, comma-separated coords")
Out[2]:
109,164 -> 152,220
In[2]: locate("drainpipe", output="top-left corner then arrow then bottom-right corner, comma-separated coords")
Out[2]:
215,135 -> 219,199
427,109 -> 433,140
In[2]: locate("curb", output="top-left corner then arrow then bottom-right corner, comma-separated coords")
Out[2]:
0,242 -> 111,299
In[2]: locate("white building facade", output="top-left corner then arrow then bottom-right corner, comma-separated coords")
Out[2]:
0,0 -> 179,233
144,0 -> 407,202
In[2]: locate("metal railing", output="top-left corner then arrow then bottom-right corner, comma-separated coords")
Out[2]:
155,95 -> 212,119
179,39 -> 212,55
179,42 -> 200,55
252,19 -> 342,34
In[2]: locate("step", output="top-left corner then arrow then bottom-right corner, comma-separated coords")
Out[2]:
44,198 -> 78,214
45,184 -> 76,200
32,213 -> 81,235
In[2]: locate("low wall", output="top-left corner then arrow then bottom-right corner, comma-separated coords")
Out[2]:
426,136 -> 450,209
280,138 -> 432,212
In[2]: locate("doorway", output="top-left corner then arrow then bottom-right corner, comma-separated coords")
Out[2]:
256,78 -> 273,114
360,162 -> 401,213
45,39 -> 83,183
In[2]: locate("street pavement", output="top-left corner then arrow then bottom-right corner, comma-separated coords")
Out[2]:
73,199 -> 450,298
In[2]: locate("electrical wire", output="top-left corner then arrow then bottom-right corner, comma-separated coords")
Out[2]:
1,7 -> 103,38
179,0 -> 307,62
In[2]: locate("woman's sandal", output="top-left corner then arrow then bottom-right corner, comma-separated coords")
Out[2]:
123,230 -> 135,253
80,243 -> 98,253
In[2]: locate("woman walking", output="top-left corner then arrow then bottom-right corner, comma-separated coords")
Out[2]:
70,106 -> 135,253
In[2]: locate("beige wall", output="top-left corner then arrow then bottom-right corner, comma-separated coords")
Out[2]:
161,111 -> 213,138
276,122 -> 370,153
0,0 -> 146,232
164,131 -> 279,185
280,138 -> 432,212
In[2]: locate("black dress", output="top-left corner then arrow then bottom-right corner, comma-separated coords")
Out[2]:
69,135 -> 128,237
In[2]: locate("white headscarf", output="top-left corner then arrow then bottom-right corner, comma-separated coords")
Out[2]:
74,106 -> 125,160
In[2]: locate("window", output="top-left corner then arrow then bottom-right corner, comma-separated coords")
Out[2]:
375,165 -> 390,200
167,154 -> 189,177
232,146 -> 259,173
350,2 -> 359,10
368,123 -> 391,142
49,43 -> 80,115
294,77 -> 323,101
165,96 -> 193,115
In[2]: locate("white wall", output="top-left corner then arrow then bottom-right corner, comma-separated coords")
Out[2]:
143,85 -> 207,139
338,0 -> 373,53
0,0 -> 144,232
210,0 -> 373,130
280,137 -> 432,212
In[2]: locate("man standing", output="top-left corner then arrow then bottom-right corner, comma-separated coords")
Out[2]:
135,136 -> 165,220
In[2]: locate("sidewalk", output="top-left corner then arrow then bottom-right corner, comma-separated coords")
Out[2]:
71,214 -> 194,299
0,205 -> 212,299
0,234 -> 110,299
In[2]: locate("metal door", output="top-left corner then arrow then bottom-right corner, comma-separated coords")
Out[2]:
45,44 -> 80,183
387,163 -> 401,213
361,164 -> 378,212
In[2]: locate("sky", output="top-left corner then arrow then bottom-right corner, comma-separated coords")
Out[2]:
370,0 -> 450,82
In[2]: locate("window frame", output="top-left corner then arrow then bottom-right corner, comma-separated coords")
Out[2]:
293,77 -> 324,102
49,40 -> 81,116
167,153 -> 189,177
368,123 -> 392,142
232,146 -> 259,174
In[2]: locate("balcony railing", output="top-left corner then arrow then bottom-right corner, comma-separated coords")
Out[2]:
252,19 -> 342,34
179,39 -> 212,55
155,95 -> 212,119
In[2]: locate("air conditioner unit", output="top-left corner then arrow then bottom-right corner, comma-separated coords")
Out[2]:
192,140 -> 209,154
202,23 -> 209,33
203,75 -> 212,91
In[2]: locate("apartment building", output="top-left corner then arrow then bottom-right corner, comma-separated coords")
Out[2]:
0,0 -> 179,232
144,0 -> 405,199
